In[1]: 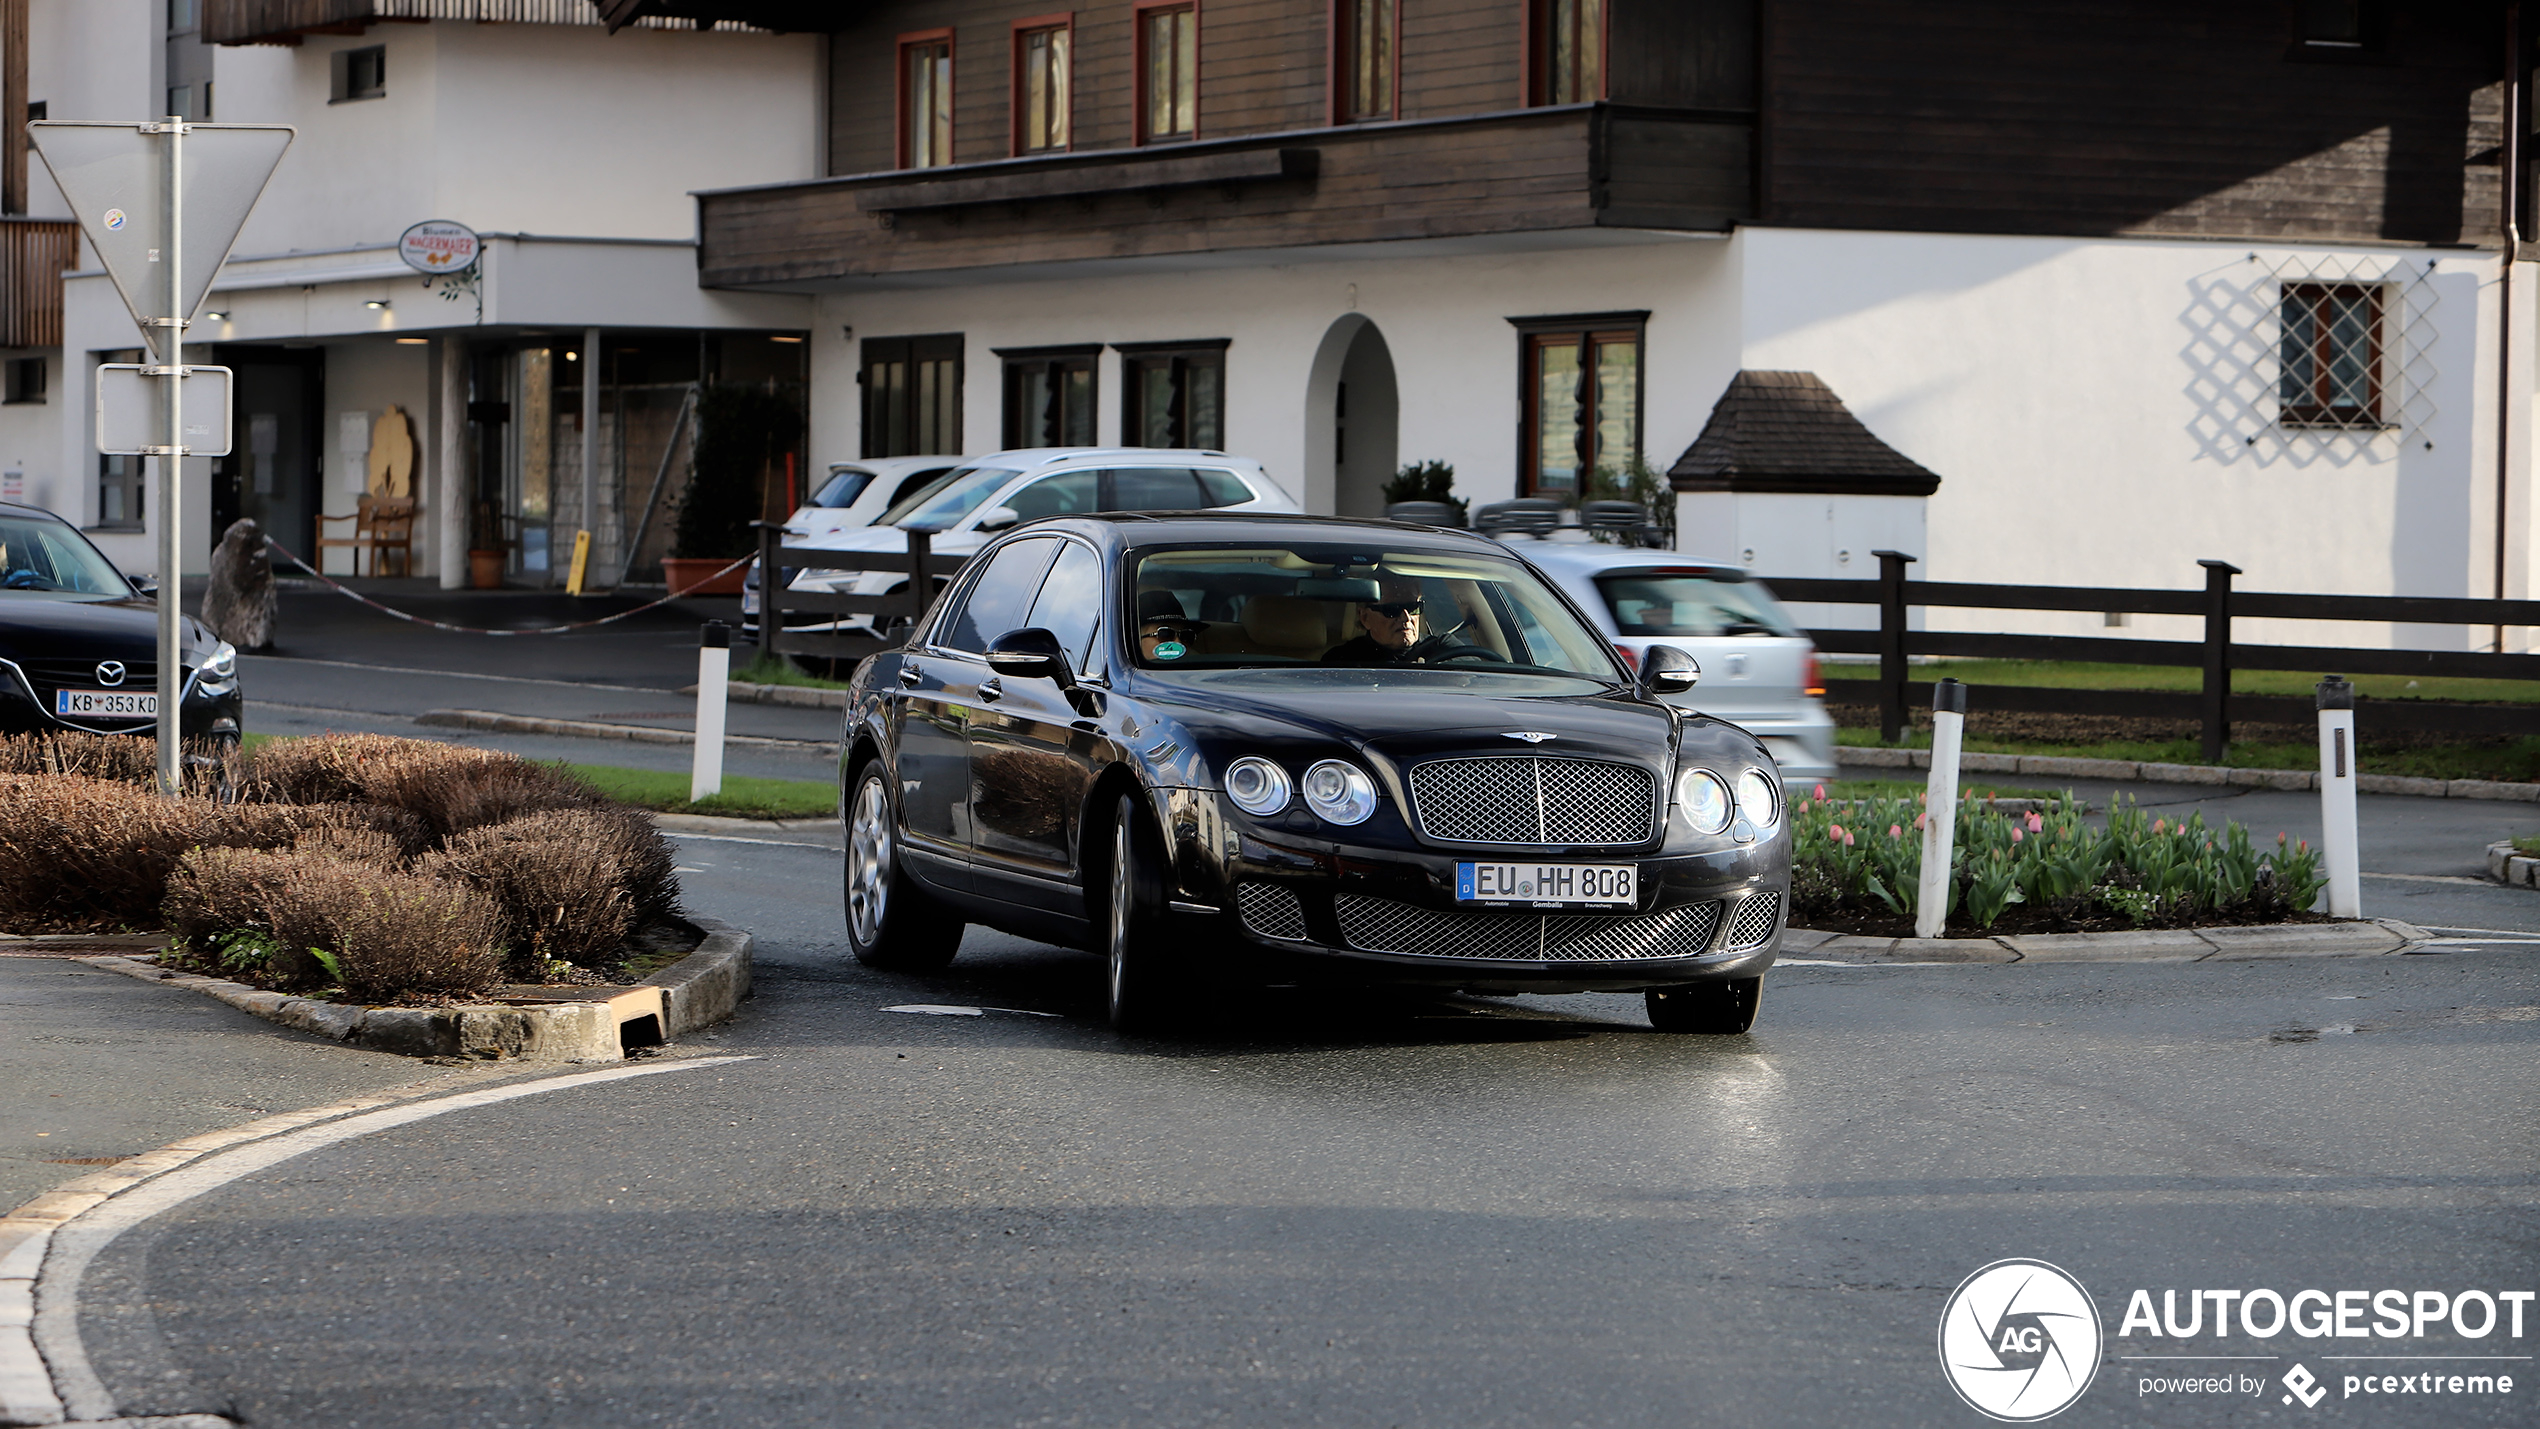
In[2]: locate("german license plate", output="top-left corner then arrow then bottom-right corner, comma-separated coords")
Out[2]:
55,688 -> 156,718
1456,862 -> 1636,908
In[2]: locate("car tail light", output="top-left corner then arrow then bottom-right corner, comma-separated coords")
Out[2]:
1613,643 -> 1640,673
1804,649 -> 1825,697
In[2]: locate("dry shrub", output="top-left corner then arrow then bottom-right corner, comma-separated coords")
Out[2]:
0,775 -> 432,930
163,846 -> 504,998
0,731 -> 241,796
245,734 -> 603,838
430,807 -> 680,968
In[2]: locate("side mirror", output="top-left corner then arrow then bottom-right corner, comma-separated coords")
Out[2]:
974,505 -> 1022,533
985,627 -> 1075,688
1640,644 -> 1700,697
125,573 -> 158,597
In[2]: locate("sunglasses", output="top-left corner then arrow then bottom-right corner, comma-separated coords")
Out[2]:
1365,601 -> 1423,618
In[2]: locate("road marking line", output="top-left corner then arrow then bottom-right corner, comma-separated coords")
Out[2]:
2362,871 -> 2496,886
20,1056 -> 755,1424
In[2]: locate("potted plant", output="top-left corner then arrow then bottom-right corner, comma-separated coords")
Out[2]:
665,383 -> 803,596
1382,460 -> 1469,526
468,501 -> 507,589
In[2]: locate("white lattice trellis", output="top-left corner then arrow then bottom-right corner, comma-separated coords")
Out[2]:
2182,250 -> 2443,469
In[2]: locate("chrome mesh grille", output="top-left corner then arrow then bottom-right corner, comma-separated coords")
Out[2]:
1236,882 -> 1308,941
1334,894 -> 1723,963
1724,892 -> 1783,950
1405,757 -> 1656,846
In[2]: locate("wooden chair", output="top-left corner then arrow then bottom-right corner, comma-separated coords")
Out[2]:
314,495 -> 418,577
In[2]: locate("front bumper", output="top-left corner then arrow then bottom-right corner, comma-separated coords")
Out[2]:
1180,829 -> 1789,993
0,660 -> 242,740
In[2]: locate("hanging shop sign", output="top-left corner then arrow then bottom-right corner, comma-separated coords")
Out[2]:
398,220 -> 480,275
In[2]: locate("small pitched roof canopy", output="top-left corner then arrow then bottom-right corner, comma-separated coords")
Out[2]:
1667,370 -> 1941,496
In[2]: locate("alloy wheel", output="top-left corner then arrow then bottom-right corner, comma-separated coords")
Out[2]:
1108,813 -> 1132,1011
848,773 -> 891,946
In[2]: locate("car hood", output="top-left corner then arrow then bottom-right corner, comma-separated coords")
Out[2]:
0,595 -> 212,661
789,523 -> 988,554
1132,675 -> 1722,776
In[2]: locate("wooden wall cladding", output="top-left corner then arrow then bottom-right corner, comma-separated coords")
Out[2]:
1761,0 -> 2506,244
706,106 -> 1751,288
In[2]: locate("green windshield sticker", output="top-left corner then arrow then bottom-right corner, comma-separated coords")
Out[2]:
1154,641 -> 1188,660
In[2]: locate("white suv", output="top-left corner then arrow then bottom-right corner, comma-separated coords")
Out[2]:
769,449 -> 1299,633
1514,542 -> 1838,782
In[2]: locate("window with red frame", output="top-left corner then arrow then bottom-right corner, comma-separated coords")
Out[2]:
1335,0 -> 1394,122
1013,17 -> 1072,155
1530,0 -> 1604,105
899,31 -> 954,169
2279,282 -> 2388,427
1138,3 -> 1197,143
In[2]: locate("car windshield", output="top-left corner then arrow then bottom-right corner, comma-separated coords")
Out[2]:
1130,543 -> 1622,680
811,467 -> 875,509
1594,569 -> 1799,638
880,466 -> 1022,529
0,515 -> 132,597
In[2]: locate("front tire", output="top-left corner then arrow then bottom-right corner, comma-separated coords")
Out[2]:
844,764 -> 962,971
1646,977 -> 1762,1034
1105,793 -> 1184,1035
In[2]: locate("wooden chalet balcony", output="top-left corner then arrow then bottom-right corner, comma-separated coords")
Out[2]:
207,0 -> 617,45
0,219 -> 75,349
697,103 -> 1752,291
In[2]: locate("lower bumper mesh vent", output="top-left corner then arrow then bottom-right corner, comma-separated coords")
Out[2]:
1332,894 -> 1724,963
1723,891 -> 1783,950
1236,882 -> 1309,941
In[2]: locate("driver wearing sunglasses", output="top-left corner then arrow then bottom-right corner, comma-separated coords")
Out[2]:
1326,589 -> 1458,665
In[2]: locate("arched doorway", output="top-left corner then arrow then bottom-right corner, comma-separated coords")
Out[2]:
1301,314 -> 1398,517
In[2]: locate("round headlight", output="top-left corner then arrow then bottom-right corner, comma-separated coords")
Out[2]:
1735,767 -> 1781,829
1223,756 -> 1292,816
1674,767 -> 1733,835
1300,759 -> 1379,826
204,641 -> 238,679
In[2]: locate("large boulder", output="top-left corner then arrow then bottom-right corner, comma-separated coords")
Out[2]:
202,517 -> 277,651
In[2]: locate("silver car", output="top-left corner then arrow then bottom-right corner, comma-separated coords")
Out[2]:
1512,542 -> 1838,782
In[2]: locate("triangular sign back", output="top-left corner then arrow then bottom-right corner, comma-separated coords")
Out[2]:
29,122 -> 293,349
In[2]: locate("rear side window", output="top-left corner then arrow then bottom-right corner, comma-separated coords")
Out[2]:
1102,467 -> 1205,511
939,538 -> 1061,653
812,468 -> 875,508
1003,470 -> 1099,522
1025,540 -> 1104,672
1594,571 -> 1799,638
1194,468 -> 1252,506
887,467 -> 955,508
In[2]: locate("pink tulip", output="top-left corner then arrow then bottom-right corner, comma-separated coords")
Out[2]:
1812,784 -> 1828,803
2152,818 -> 2167,835
1917,791 -> 1928,806
1888,824 -> 1904,839
1827,823 -> 1847,842
1914,812 -> 1929,831
2011,828 -> 2024,843
2025,811 -> 2044,833
1842,830 -> 1856,847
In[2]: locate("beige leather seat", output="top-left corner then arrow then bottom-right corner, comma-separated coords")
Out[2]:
1198,594 -> 1331,659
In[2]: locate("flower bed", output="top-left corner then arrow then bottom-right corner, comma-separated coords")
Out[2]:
1790,785 -> 2331,938
0,732 -> 685,1002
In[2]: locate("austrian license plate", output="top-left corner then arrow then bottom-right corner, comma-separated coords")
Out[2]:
55,688 -> 156,718
1456,862 -> 1637,908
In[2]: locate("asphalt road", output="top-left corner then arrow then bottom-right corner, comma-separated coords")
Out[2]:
55,836 -> 2540,1429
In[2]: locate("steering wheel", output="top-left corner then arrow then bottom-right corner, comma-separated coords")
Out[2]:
1,570 -> 45,590
1428,643 -> 1506,664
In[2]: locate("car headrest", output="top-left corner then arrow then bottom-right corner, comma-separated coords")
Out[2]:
1136,589 -> 1188,622
1241,595 -> 1327,648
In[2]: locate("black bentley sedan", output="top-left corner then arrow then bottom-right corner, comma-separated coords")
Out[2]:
0,502 -> 241,744
838,513 -> 1790,1035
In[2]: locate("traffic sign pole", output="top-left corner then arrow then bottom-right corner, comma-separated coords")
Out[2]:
156,113 -> 184,794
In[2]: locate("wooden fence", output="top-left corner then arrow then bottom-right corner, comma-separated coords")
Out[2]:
1768,553 -> 2540,759
754,523 -> 968,663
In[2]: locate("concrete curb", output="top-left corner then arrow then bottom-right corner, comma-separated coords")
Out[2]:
652,810 -> 843,847
78,919 -> 752,1062
416,708 -> 836,752
1838,746 -> 2536,802
2486,841 -> 2540,889
1781,916 -> 2431,965
676,679 -> 853,709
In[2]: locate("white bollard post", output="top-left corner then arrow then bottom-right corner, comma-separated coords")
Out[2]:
2316,675 -> 2361,917
692,621 -> 730,803
1915,678 -> 1968,940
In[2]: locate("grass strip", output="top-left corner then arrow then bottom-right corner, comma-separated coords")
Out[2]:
245,732 -> 835,821
732,654 -> 857,691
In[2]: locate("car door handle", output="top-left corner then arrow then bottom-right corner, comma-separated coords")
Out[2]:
976,678 -> 1003,702
897,666 -> 921,688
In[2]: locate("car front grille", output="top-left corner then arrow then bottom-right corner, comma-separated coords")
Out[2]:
1724,892 -> 1783,950
1332,893 -> 1723,963
1236,882 -> 1309,941
1404,757 -> 1657,846
8,658 -> 165,717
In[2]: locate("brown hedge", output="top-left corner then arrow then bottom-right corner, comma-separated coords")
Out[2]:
429,806 -> 680,968
165,845 -> 505,999
242,734 -> 606,837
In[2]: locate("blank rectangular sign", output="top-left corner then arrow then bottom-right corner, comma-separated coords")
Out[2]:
94,363 -> 232,456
